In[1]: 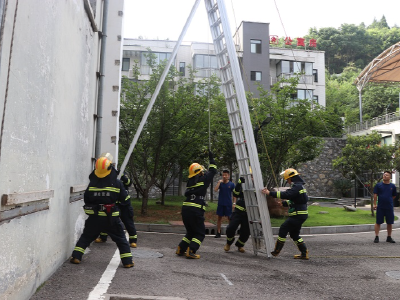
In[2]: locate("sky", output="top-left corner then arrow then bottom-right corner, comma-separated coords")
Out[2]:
123,0 -> 400,42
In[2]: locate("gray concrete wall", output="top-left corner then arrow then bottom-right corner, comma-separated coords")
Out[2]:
297,138 -> 347,197
0,1 -> 122,299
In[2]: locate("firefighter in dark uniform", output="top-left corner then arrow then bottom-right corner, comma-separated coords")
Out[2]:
262,168 -> 309,260
176,150 -> 217,259
224,176 -> 250,253
70,153 -> 134,268
95,172 -> 138,248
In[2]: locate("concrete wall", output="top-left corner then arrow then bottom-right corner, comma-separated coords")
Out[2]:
0,1 -> 123,299
297,138 -> 347,197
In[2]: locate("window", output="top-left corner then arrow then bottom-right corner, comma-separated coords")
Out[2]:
195,55 -> 218,69
122,58 -> 130,71
313,95 -> 319,104
313,69 -> 318,82
179,62 -> 185,76
250,39 -> 261,53
141,52 -> 172,66
250,71 -> 262,81
277,60 -> 313,76
291,89 -> 313,100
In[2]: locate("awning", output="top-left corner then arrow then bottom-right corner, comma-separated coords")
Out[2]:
355,41 -> 400,90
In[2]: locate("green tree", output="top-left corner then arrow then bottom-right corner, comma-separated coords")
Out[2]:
332,132 -> 399,216
250,77 -> 341,188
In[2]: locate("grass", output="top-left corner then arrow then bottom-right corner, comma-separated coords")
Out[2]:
130,195 -> 394,226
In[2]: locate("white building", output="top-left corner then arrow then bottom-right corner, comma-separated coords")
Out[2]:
0,1 -> 124,299
122,21 -> 326,106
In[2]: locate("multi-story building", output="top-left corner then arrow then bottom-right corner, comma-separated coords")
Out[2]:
122,21 -> 325,106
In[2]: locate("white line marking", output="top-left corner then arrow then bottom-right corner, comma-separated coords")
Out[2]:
87,249 -> 120,300
220,273 -> 233,285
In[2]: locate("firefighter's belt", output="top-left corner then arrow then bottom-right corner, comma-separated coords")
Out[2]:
182,202 -> 206,211
288,210 -> 308,216
84,203 -> 119,216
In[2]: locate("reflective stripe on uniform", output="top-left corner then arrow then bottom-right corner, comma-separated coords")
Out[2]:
299,189 -> 307,194
277,237 -> 286,242
236,205 -> 246,212
237,239 -> 245,246
120,253 -> 133,259
209,164 -> 217,169
192,238 -> 202,245
233,190 -> 240,196
74,246 -> 85,254
276,191 -> 281,198
183,237 -> 190,244
288,210 -> 308,216
182,202 -> 206,210
186,182 -> 205,189
89,187 -> 120,193
98,211 -> 120,217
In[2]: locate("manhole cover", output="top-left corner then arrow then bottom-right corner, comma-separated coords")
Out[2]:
131,249 -> 163,258
386,271 -> 400,279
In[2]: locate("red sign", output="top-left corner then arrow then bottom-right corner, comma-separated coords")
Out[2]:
309,38 -> 317,47
297,37 -> 305,47
269,35 -> 279,45
284,37 -> 293,45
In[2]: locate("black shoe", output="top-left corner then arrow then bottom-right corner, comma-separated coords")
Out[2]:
374,236 -> 379,243
386,237 -> 396,243
214,232 -> 221,238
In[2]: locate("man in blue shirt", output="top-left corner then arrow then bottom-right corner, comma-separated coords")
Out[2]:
214,170 -> 235,238
373,171 -> 397,243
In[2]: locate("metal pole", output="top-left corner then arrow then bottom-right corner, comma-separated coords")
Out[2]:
95,0 -> 109,159
117,0 -> 201,178
359,90 -> 363,123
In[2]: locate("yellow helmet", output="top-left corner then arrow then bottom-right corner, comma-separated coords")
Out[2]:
280,168 -> 299,180
95,153 -> 113,178
188,163 -> 204,178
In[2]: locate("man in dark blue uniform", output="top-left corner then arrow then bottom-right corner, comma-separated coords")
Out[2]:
224,176 -> 250,253
373,171 -> 396,243
176,150 -> 217,259
70,153 -> 134,268
262,168 -> 309,260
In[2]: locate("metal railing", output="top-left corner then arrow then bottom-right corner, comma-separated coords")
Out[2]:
346,112 -> 400,134
271,73 -> 314,85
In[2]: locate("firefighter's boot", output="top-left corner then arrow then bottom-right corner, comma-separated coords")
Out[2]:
69,257 -> 81,264
186,247 -> 200,259
294,241 -> 309,260
175,246 -> 185,256
224,244 -> 230,252
130,242 -> 137,248
271,239 -> 285,257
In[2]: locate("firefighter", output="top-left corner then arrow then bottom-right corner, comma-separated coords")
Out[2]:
176,150 -> 217,259
95,172 -> 138,248
224,176 -> 250,253
261,168 -> 309,260
70,153 -> 134,268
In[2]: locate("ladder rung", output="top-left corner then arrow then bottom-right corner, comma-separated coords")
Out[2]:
214,32 -> 225,42
222,78 -> 233,85
228,110 -> 239,115
246,205 -> 259,208
207,3 -> 218,14
211,18 -> 221,28
217,48 -> 228,56
234,141 -> 246,146
220,62 -> 230,71
231,125 -> 243,130
226,94 -> 236,101
237,157 -> 249,161
249,220 -> 260,224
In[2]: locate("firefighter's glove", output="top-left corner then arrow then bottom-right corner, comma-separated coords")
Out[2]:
239,177 -> 245,184
121,174 -> 129,184
282,200 -> 289,207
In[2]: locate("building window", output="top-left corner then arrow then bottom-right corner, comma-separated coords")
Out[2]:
313,95 -> 319,104
122,58 -> 130,71
194,55 -> 218,69
291,89 -> 313,100
250,39 -> 261,53
313,69 -> 318,82
250,71 -> 262,81
277,61 -> 313,76
141,52 -> 172,66
179,62 -> 185,76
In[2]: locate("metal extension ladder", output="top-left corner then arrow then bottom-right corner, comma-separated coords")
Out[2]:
204,0 -> 274,257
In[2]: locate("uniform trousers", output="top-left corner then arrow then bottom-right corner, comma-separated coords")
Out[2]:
179,206 -> 205,253
278,214 -> 308,241
226,211 -> 250,246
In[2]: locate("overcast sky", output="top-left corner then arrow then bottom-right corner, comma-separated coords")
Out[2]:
123,0 -> 399,42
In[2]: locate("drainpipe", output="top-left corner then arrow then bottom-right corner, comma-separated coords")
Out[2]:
95,0 -> 109,159
358,89 -> 363,123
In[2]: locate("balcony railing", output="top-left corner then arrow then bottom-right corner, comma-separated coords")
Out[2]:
345,112 -> 400,134
271,73 -> 314,85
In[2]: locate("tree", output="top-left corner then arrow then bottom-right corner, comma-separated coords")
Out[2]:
332,132 -> 400,216
250,77 -> 341,188
119,54 -> 211,215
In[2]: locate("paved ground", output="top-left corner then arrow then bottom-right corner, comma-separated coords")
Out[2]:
32,213 -> 400,300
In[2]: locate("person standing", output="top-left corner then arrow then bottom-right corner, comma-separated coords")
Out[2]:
373,171 -> 396,243
262,168 -> 309,260
176,150 -> 217,259
224,176 -> 250,253
70,153 -> 134,268
95,172 -> 138,248
214,170 -> 235,238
